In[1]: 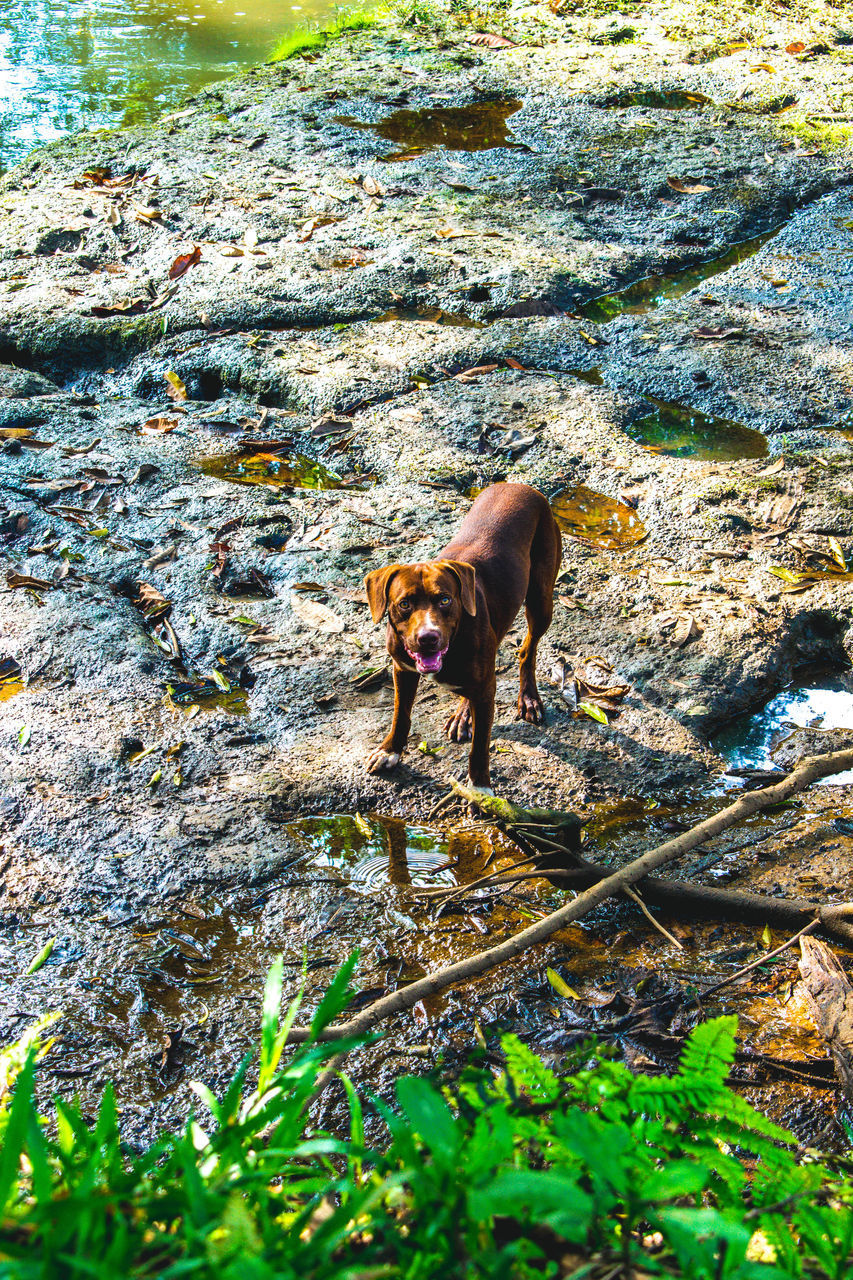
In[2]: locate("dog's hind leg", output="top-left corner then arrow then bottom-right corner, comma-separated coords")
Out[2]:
517,513 -> 561,725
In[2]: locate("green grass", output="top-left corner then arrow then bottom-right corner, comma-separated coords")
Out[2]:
2,956 -> 853,1278
269,9 -> 381,63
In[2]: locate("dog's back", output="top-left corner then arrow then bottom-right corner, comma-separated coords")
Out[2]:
439,482 -> 561,641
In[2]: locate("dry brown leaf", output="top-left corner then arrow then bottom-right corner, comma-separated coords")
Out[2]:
61,438 -> 102,456
6,569 -> 54,590
133,204 -> 163,222
667,176 -> 712,194
692,326 -> 744,340
454,363 -> 499,383
168,245 -> 201,280
785,40 -> 806,53
140,416 -> 179,435
135,582 -> 172,618
290,593 -> 344,633
672,613 -> 702,647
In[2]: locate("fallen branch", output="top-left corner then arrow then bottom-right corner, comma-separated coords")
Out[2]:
285,748 -> 853,1044
446,867 -> 853,943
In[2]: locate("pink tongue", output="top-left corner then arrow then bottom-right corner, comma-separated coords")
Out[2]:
414,650 -> 444,674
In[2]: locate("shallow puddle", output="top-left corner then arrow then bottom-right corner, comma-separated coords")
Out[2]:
551,483 -> 647,549
715,673 -> 853,784
600,88 -> 713,110
0,656 -> 23,700
166,676 -> 249,715
334,98 -> 523,159
581,228 -> 780,323
374,306 -> 485,329
282,813 -> 497,892
196,450 -> 350,490
629,397 -> 768,460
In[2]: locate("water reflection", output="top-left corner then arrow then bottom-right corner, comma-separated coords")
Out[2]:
283,814 -> 493,893
715,673 -> 853,784
0,0 -> 342,170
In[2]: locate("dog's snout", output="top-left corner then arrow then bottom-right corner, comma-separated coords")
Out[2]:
417,628 -> 443,651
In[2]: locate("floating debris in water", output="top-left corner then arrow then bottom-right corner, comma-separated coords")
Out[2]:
581,228 -> 780,323
628,398 -> 768,460
334,98 -> 524,159
551,484 -> 647,549
195,450 -> 352,490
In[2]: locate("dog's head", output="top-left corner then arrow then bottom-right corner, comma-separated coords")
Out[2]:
364,560 -> 477,674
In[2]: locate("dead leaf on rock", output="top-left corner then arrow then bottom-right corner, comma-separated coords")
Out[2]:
311,414 -> 355,437
133,204 -> 163,223
139,416 -> 179,435
6,569 -> 54,591
785,40 -> 806,54
574,655 -> 631,705
361,175 -> 384,197
502,299 -> 563,318
61,438 -> 101,455
164,372 -> 187,403
90,297 -> 150,317
168,245 -> 201,280
290,593 -> 344,633
25,477 -> 83,493
351,665 -> 389,691
454,363 -> 498,384
672,613 -> 702,647
466,31 -> 517,46
135,582 -> 172,619
667,176 -> 712,194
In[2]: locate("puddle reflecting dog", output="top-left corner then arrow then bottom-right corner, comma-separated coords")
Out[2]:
364,482 -> 561,793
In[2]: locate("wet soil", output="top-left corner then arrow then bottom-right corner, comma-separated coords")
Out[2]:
1,0 -> 853,1144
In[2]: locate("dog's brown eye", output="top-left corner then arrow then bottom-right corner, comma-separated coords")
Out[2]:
438,594 -> 452,609
397,599 -> 412,614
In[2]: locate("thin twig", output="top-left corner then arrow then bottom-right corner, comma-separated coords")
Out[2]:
701,920 -> 819,999
623,885 -> 684,950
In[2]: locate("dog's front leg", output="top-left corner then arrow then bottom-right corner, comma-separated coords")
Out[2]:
366,665 -> 419,773
466,678 -> 496,792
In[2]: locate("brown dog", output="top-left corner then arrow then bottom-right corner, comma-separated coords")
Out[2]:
364,482 -> 561,792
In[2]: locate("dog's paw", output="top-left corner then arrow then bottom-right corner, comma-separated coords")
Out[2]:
518,690 -> 546,726
366,748 -> 401,774
443,698 -> 472,742
462,782 -> 495,816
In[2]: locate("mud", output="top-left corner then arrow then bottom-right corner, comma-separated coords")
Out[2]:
1,0 -> 853,1143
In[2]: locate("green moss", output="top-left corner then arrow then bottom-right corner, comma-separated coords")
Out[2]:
269,8 -> 380,63
778,116 -> 853,152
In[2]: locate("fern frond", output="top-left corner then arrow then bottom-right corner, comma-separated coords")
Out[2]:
500,1035 -> 560,1104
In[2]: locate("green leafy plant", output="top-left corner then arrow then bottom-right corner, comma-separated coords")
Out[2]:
1,964 -> 852,1278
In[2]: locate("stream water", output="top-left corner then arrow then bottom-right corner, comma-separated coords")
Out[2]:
0,0 -> 346,171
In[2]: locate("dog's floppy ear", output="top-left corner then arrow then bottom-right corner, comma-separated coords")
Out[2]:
364,565 -> 404,623
440,560 -> 477,616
